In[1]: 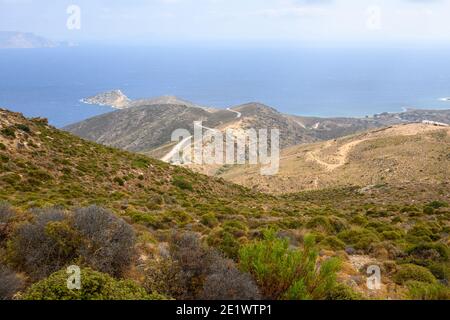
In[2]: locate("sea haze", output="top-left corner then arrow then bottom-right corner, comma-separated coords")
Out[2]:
1,45 -> 450,127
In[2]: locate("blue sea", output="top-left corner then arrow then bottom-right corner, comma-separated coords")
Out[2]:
1,45 -> 450,128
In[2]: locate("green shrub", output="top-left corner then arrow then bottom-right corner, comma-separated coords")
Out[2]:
427,262 -> 450,283
351,215 -> 368,226
130,211 -> 164,229
200,213 -> 219,228
0,173 -> 21,186
382,230 -> 403,240
394,264 -> 437,285
172,176 -> 193,191
239,230 -> 342,300
0,142 -> 6,150
1,127 -> 16,138
23,268 -> 162,300
113,177 -> 125,186
320,236 -> 346,250
337,229 -> 380,251
207,229 -> 241,260
326,283 -> 364,300
427,201 -> 449,209
306,216 -> 332,233
305,216 -> 348,234
222,220 -> 248,237
391,216 -> 402,224
15,124 -> 31,133
405,243 -> 449,263
406,225 -> 439,243
405,281 -> 450,300
131,157 -> 150,169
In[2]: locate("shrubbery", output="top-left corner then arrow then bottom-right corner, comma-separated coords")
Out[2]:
239,230 -> 342,300
406,224 -> 440,243
172,176 -> 193,191
1,127 -> 16,138
0,264 -> 23,300
319,236 -> 346,250
143,257 -> 185,299
200,258 -> 261,300
0,202 -> 15,244
394,264 -> 437,285
7,208 -> 78,280
144,232 -> 260,300
200,213 -> 219,228
72,206 -> 136,277
405,280 -> 450,300
337,228 -> 380,251
7,206 -> 135,280
23,268 -> 162,300
207,228 -> 241,260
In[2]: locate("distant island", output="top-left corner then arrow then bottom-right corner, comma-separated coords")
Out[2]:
81,90 -> 214,111
0,31 -> 75,49
81,90 -> 132,109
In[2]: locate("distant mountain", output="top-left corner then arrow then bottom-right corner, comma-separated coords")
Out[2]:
0,31 -> 68,49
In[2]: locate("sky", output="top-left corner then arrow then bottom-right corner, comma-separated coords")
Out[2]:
1,0 -> 450,46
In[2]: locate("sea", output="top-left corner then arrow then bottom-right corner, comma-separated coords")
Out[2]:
1,45 -> 450,128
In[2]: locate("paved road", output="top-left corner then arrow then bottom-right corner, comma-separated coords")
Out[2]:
161,108 -> 241,163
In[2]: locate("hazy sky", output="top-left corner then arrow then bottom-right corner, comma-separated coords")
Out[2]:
1,0 -> 450,45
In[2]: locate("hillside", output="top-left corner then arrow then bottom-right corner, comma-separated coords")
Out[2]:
64,104 -> 238,153
65,102 -> 313,155
0,108 -> 260,212
1,108 -> 449,300
219,123 -> 450,194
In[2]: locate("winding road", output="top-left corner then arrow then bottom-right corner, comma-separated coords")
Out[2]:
161,107 -> 241,163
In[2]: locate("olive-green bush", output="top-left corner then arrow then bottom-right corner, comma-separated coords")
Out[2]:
23,267 -> 164,300
394,264 -> 437,285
